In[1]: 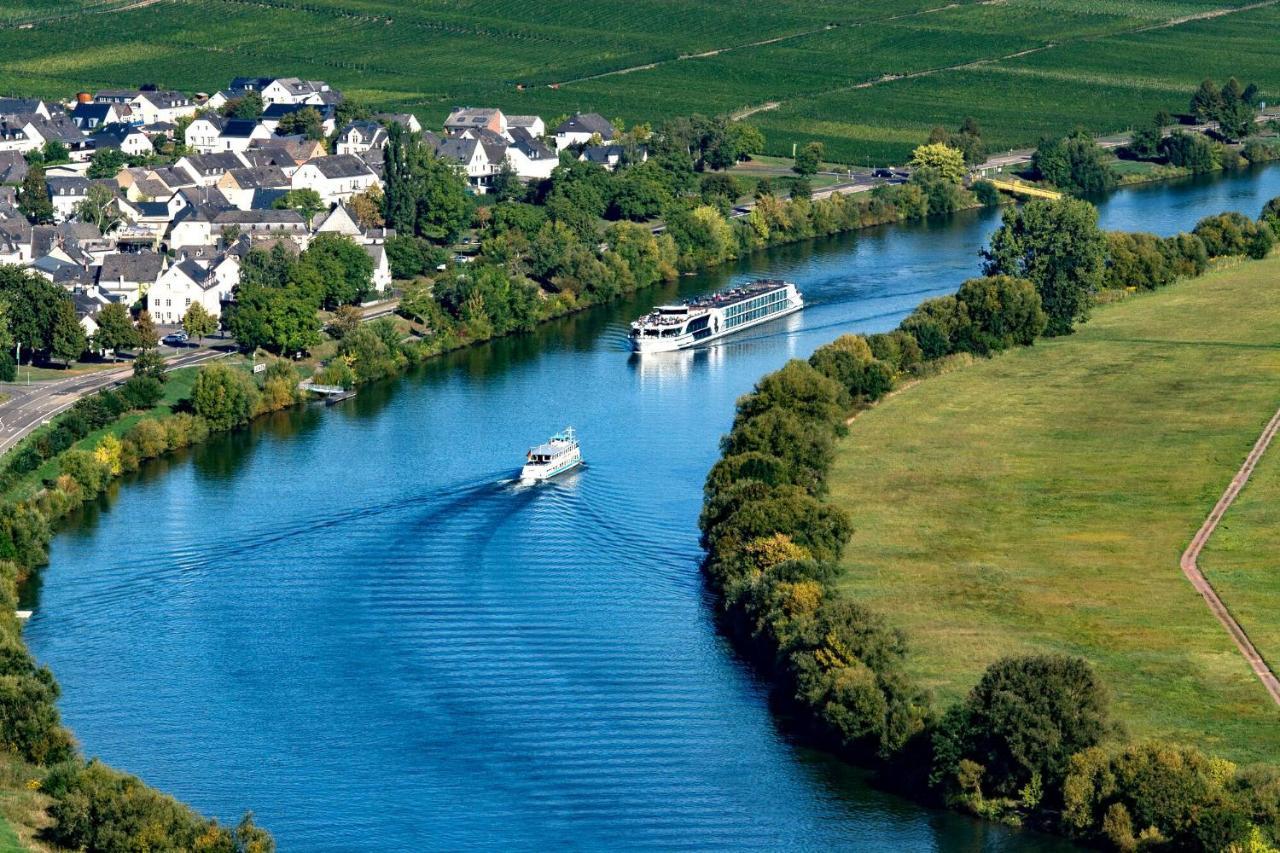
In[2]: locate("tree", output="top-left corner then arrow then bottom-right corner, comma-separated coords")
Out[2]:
953,275 -> 1047,352
1160,130 -> 1219,173
981,197 -> 1106,336
92,302 -> 137,357
17,167 -> 53,224
932,655 -> 1109,799
225,285 -> 321,355
1190,78 -> 1223,123
928,118 -> 988,166
182,302 -> 217,343
349,185 -> 385,230
276,106 -> 325,140
1217,77 -> 1259,141
300,233 -> 374,308
86,148 -> 127,180
74,184 -> 121,232
382,123 -> 472,242
50,299 -> 86,367
328,304 -> 363,339
132,347 -> 166,382
1126,115 -> 1164,161
490,161 -> 522,202
222,90 -> 264,119
1031,132 -> 1116,195
793,141 -> 824,176
725,122 -> 765,161
909,143 -> 967,184
135,309 -> 159,349
1193,211 -> 1274,259
273,188 -> 324,227
191,363 -> 259,430
40,140 -> 70,165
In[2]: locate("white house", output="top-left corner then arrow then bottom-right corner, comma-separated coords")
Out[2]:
335,120 -> 386,156
435,134 -> 505,192
46,177 -> 92,222
184,115 -> 226,153
554,112 -> 616,150
90,123 -> 154,158
506,129 -> 558,180
131,91 -> 197,125
96,251 -> 165,305
364,243 -> 391,292
217,118 -> 273,153
260,77 -> 331,106
175,152 -> 250,187
506,115 -> 546,139
148,254 -> 240,324
313,202 -> 363,237
290,154 -> 379,204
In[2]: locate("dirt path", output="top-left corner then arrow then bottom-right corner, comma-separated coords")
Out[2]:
1179,404 -> 1280,705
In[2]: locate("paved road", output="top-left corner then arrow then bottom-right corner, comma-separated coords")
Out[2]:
1179,404 -> 1280,705
0,347 -> 228,457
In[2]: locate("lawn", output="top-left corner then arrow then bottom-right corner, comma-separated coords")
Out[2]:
1,0 -> 1279,164
825,255 -> 1280,764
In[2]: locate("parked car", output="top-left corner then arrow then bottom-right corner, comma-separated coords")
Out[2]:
872,168 -> 894,179
162,331 -> 189,346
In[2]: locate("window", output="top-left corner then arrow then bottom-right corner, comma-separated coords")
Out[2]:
184,298 -> 191,306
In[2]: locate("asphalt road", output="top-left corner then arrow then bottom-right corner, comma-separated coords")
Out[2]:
0,346 -> 228,457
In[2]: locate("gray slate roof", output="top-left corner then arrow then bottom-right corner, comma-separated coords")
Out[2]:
98,251 -> 164,283
556,112 -> 615,138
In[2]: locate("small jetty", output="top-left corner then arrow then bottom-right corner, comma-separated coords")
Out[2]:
15,610 -> 31,620
298,381 -> 357,405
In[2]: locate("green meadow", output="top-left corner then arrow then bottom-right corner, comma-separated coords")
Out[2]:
825,255 -> 1280,764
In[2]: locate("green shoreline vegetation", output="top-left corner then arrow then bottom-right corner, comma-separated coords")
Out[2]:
700,192 -> 1280,850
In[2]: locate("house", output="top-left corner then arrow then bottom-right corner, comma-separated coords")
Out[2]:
373,112 -> 421,134
364,242 -> 391,292
141,121 -> 176,140
166,186 -> 237,249
445,107 -> 506,137
0,98 -> 50,120
506,128 -> 558,180
96,251 -> 165,304
313,202 -> 362,237
212,209 -> 307,242
335,120 -> 386,156
184,114 -> 225,153
260,102 -> 336,136
0,215 -> 33,263
113,199 -> 171,249
217,118 -> 273,153
175,152 -> 250,186
0,119 -> 37,154
215,165 -> 291,209
16,114 -> 93,160
93,89 -> 140,107
131,91 -> 196,125
506,115 -> 546,139
0,151 -> 27,185
71,285 -> 120,338
260,77 -> 332,106
117,166 -> 193,201
32,255 -> 94,288
555,112 -> 616,149
46,176 -> 92,221
71,102 -> 124,130
435,133 -> 506,192
90,123 -> 154,158
148,253 -> 240,324
290,154 -> 379,203
580,143 -> 643,172
248,136 -> 326,166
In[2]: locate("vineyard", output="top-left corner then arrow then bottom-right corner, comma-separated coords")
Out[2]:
1,0 -> 1279,163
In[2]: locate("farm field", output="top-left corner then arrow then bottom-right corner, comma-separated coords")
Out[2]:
1,0 -> 1280,162
825,255 -> 1280,764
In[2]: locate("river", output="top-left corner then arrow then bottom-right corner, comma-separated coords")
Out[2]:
24,165 -> 1280,850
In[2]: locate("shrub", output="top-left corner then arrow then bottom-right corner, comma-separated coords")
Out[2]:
58,450 -> 109,497
953,275 -> 1046,353
972,180 -> 1000,207
119,375 -> 164,410
191,364 -> 261,431
1193,211 -> 1274,259
164,413 -> 210,451
126,419 -> 168,458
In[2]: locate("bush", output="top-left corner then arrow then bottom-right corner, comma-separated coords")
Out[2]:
58,450 -> 109,496
119,376 -> 164,410
933,655 -> 1110,802
953,275 -> 1046,354
191,364 -> 261,431
972,180 -> 1000,207
1193,211 -> 1275,259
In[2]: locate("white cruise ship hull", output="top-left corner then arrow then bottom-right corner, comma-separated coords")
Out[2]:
631,298 -> 803,353
520,450 -> 583,481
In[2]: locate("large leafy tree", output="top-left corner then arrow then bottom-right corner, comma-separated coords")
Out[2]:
17,168 -> 53,224
273,188 -> 324,227
382,123 -> 472,241
75,184 -> 122,232
908,143 -> 966,184
300,233 -> 374,308
1031,131 -> 1116,196
0,264 -> 68,358
50,299 -> 86,366
86,148 -> 128,180
182,302 -> 217,343
981,197 -> 1106,336
93,302 -> 138,356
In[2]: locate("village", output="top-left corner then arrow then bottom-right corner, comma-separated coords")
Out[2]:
0,76 -> 627,341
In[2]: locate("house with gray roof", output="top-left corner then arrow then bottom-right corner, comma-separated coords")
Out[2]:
290,153 -> 378,203
555,112 -> 616,149
97,251 -> 165,304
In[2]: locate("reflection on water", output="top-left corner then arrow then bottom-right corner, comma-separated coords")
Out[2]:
23,165 -> 1280,851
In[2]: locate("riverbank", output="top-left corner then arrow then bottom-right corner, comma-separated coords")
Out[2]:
698,186 -> 1280,848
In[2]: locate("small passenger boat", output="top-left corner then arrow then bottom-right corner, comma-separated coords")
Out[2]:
520,427 -> 582,481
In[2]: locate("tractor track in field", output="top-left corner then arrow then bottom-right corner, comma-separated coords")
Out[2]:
1180,404 -> 1280,706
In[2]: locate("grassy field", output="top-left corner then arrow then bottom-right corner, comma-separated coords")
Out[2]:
1,0 -> 1279,163
1199,427 -> 1280,686
825,255 -> 1280,764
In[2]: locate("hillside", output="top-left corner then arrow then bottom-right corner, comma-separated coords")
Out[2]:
1,0 -> 1279,162
825,255 -> 1280,764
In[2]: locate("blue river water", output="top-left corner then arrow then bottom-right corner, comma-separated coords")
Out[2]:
24,165 -> 1280,850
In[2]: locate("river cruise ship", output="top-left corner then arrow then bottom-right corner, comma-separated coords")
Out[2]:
520,427 -> 582,481
629,279 -> 803,353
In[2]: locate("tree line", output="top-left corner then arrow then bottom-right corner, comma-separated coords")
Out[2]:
698,192 -> 1280,851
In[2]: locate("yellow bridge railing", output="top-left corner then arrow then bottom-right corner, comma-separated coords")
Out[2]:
984,178 -> 1063,200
